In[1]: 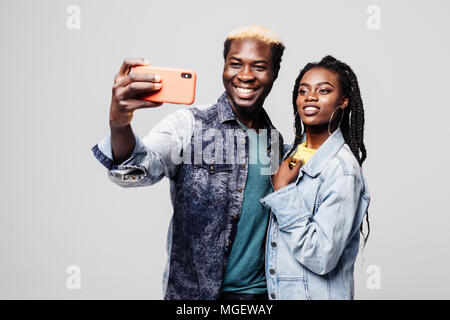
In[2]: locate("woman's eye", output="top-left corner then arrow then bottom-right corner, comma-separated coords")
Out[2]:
230,62 -> 241,68
299,89 -> 308,95
319,89 -> 331,94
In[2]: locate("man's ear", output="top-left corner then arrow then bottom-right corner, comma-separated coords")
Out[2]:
273,66 -> 280,81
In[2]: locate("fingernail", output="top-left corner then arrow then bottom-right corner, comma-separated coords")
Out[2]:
154,74 -> 161,82
154,83 -> 162,88
143,60 -> 149,65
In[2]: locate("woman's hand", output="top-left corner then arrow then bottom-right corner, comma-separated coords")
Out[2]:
272,157 -> 303,191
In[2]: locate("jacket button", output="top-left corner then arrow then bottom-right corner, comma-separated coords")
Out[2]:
270,293 -> 276,299
241,164 -> 246,168
232,214 -> 238,219
237,189 -> 243,193
210,165 -> 214,171
269,269 -> 275,275
271,242 -> 277,247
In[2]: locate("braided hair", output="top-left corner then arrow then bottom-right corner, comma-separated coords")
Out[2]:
289,55 -> 370,246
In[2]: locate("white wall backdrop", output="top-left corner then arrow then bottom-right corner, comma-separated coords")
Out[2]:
1,0 -> 449,299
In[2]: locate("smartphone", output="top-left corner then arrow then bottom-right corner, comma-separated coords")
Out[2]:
131,65 -> 196,105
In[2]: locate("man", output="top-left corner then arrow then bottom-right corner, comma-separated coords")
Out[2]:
91,26 -> 285,300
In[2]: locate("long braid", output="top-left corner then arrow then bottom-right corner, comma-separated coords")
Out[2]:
287,63 -> 316,158
291,55 -> 370,246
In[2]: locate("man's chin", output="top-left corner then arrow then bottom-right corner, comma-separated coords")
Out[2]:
225,91 -> 265,115
233,102 -> 260,114
230,96 -> 262,113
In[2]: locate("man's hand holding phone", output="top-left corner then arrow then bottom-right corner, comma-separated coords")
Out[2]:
109,58 -> 163,129
108,57 -> 196,164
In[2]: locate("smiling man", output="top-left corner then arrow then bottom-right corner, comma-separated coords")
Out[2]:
91,26 -> 285,300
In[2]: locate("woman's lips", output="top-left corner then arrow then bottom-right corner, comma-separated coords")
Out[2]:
303,105 -> 320,116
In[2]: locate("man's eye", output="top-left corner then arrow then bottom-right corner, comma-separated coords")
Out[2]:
253,65 -> 266,71
230,62 -> 241,68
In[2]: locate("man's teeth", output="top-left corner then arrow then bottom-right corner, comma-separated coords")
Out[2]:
236,87 -> 255,93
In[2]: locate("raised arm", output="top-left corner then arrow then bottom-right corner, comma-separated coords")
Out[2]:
92,58 -> 194,188
109,58 -> 163,163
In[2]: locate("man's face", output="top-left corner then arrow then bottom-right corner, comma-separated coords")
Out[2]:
222,38 -> 276,114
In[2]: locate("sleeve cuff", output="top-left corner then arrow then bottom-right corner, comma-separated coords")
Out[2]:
91,131 -> 146,170
260,186 -> 312,228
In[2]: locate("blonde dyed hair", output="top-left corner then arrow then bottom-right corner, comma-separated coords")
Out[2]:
226,25 -> 284,46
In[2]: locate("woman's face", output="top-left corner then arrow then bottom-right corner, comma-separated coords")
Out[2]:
296,67 -> 348,128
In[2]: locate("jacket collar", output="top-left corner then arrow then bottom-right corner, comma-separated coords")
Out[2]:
298,128 -> 346,178
217,92 -> 276,130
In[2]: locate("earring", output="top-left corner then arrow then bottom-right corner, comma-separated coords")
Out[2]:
293,111 -> 302,138
328,106 -> 345,136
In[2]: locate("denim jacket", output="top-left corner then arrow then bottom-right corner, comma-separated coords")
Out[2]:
260,128 -> 370,300
91,92 -> 283,300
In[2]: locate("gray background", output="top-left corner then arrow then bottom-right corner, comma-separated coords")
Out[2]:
1,0 -> 449,299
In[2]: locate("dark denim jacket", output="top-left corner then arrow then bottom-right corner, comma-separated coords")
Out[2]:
91,93 -> 283,299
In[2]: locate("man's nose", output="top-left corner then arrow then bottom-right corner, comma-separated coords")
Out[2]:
237,65 -> 255,82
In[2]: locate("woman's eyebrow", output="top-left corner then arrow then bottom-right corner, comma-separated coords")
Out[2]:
299,81 -> 335,88
317,81 -> 335,88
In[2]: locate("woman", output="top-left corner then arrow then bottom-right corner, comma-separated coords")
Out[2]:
260,55 -> 370,300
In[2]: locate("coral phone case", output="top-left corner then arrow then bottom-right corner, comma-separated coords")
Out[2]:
131,65 -> 196,105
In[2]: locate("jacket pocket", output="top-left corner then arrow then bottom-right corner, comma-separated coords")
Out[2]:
276,276 -> 309,300
192,163 -> 232,205
303,269 -> 331,300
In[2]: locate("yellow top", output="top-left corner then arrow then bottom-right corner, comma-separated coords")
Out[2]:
291,141 -> 317,164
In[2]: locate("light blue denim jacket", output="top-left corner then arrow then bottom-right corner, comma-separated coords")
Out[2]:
260,128 -> 370,300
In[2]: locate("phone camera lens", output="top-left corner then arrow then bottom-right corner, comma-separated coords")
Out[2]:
181,73 -> 192,79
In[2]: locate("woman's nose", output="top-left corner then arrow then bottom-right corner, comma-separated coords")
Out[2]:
305,92 -> 318,101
